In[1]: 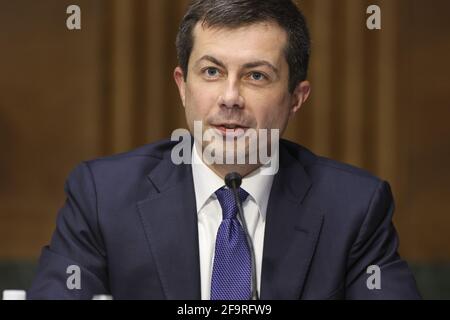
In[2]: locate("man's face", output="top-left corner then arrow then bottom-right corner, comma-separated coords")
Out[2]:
174,21 -> 310,160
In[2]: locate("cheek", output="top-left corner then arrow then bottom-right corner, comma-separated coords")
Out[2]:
251,92 -> 291,129
185,83 -> 217,120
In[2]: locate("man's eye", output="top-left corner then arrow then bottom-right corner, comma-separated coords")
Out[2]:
204,67 -> 220,77
249,72 -> 267,81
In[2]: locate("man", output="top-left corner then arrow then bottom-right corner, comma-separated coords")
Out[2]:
28,0 -> 421,299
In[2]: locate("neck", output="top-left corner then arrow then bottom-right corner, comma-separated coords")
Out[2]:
208,163 -> 262,180
193,142 -> 269,179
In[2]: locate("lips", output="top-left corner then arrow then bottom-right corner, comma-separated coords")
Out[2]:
212,123 -> 249,134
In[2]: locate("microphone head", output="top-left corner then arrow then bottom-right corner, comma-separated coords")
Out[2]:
225,172 -> 242,189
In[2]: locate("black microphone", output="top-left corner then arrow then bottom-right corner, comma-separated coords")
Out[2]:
225,172 -> 259,300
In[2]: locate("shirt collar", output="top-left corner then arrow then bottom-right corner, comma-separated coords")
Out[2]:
191,143 -> 275,221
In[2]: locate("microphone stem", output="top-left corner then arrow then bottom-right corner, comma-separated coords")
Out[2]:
231,185 -> 259,300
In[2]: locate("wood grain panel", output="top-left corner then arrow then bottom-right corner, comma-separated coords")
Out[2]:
0,0 -> 449,262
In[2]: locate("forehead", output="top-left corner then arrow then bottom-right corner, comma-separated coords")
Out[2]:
189,21 -> 288,67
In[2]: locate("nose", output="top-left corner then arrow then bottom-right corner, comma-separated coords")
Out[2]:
218,80 -> 245,110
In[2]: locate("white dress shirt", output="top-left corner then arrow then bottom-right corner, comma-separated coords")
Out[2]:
191,144 -> 275,300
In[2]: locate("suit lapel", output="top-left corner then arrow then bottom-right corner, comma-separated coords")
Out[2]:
260,144 -> 324,299
135,141 -> 323,300
137,154 -> 201,299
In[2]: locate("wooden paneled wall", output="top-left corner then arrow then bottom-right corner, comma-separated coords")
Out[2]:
0,0 -> 449,261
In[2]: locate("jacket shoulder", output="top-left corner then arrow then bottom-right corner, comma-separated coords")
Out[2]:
281,139 -> 382,185
65,139 -> 178,192
82,139 -> 176,170
88,139 -> 176,163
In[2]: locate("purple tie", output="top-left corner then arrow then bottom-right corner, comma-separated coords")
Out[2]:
211,187 -> 251,300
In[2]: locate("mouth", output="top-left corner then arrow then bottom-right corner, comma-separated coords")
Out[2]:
211,123 -> 250,136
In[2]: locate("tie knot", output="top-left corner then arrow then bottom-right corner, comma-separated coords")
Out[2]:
215,187 -> 249,220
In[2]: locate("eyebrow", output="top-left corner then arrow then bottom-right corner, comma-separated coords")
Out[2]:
195,55 -> 279,76
195,55 -> 226,69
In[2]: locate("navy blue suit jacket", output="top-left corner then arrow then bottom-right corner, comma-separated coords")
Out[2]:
28,139 -> 421,299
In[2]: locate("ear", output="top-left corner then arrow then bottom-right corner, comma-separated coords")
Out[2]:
289,80 -> 311,117
173,66 -> 186,107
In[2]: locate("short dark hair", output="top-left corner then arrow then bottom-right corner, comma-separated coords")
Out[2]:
176,0 -> 311,93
